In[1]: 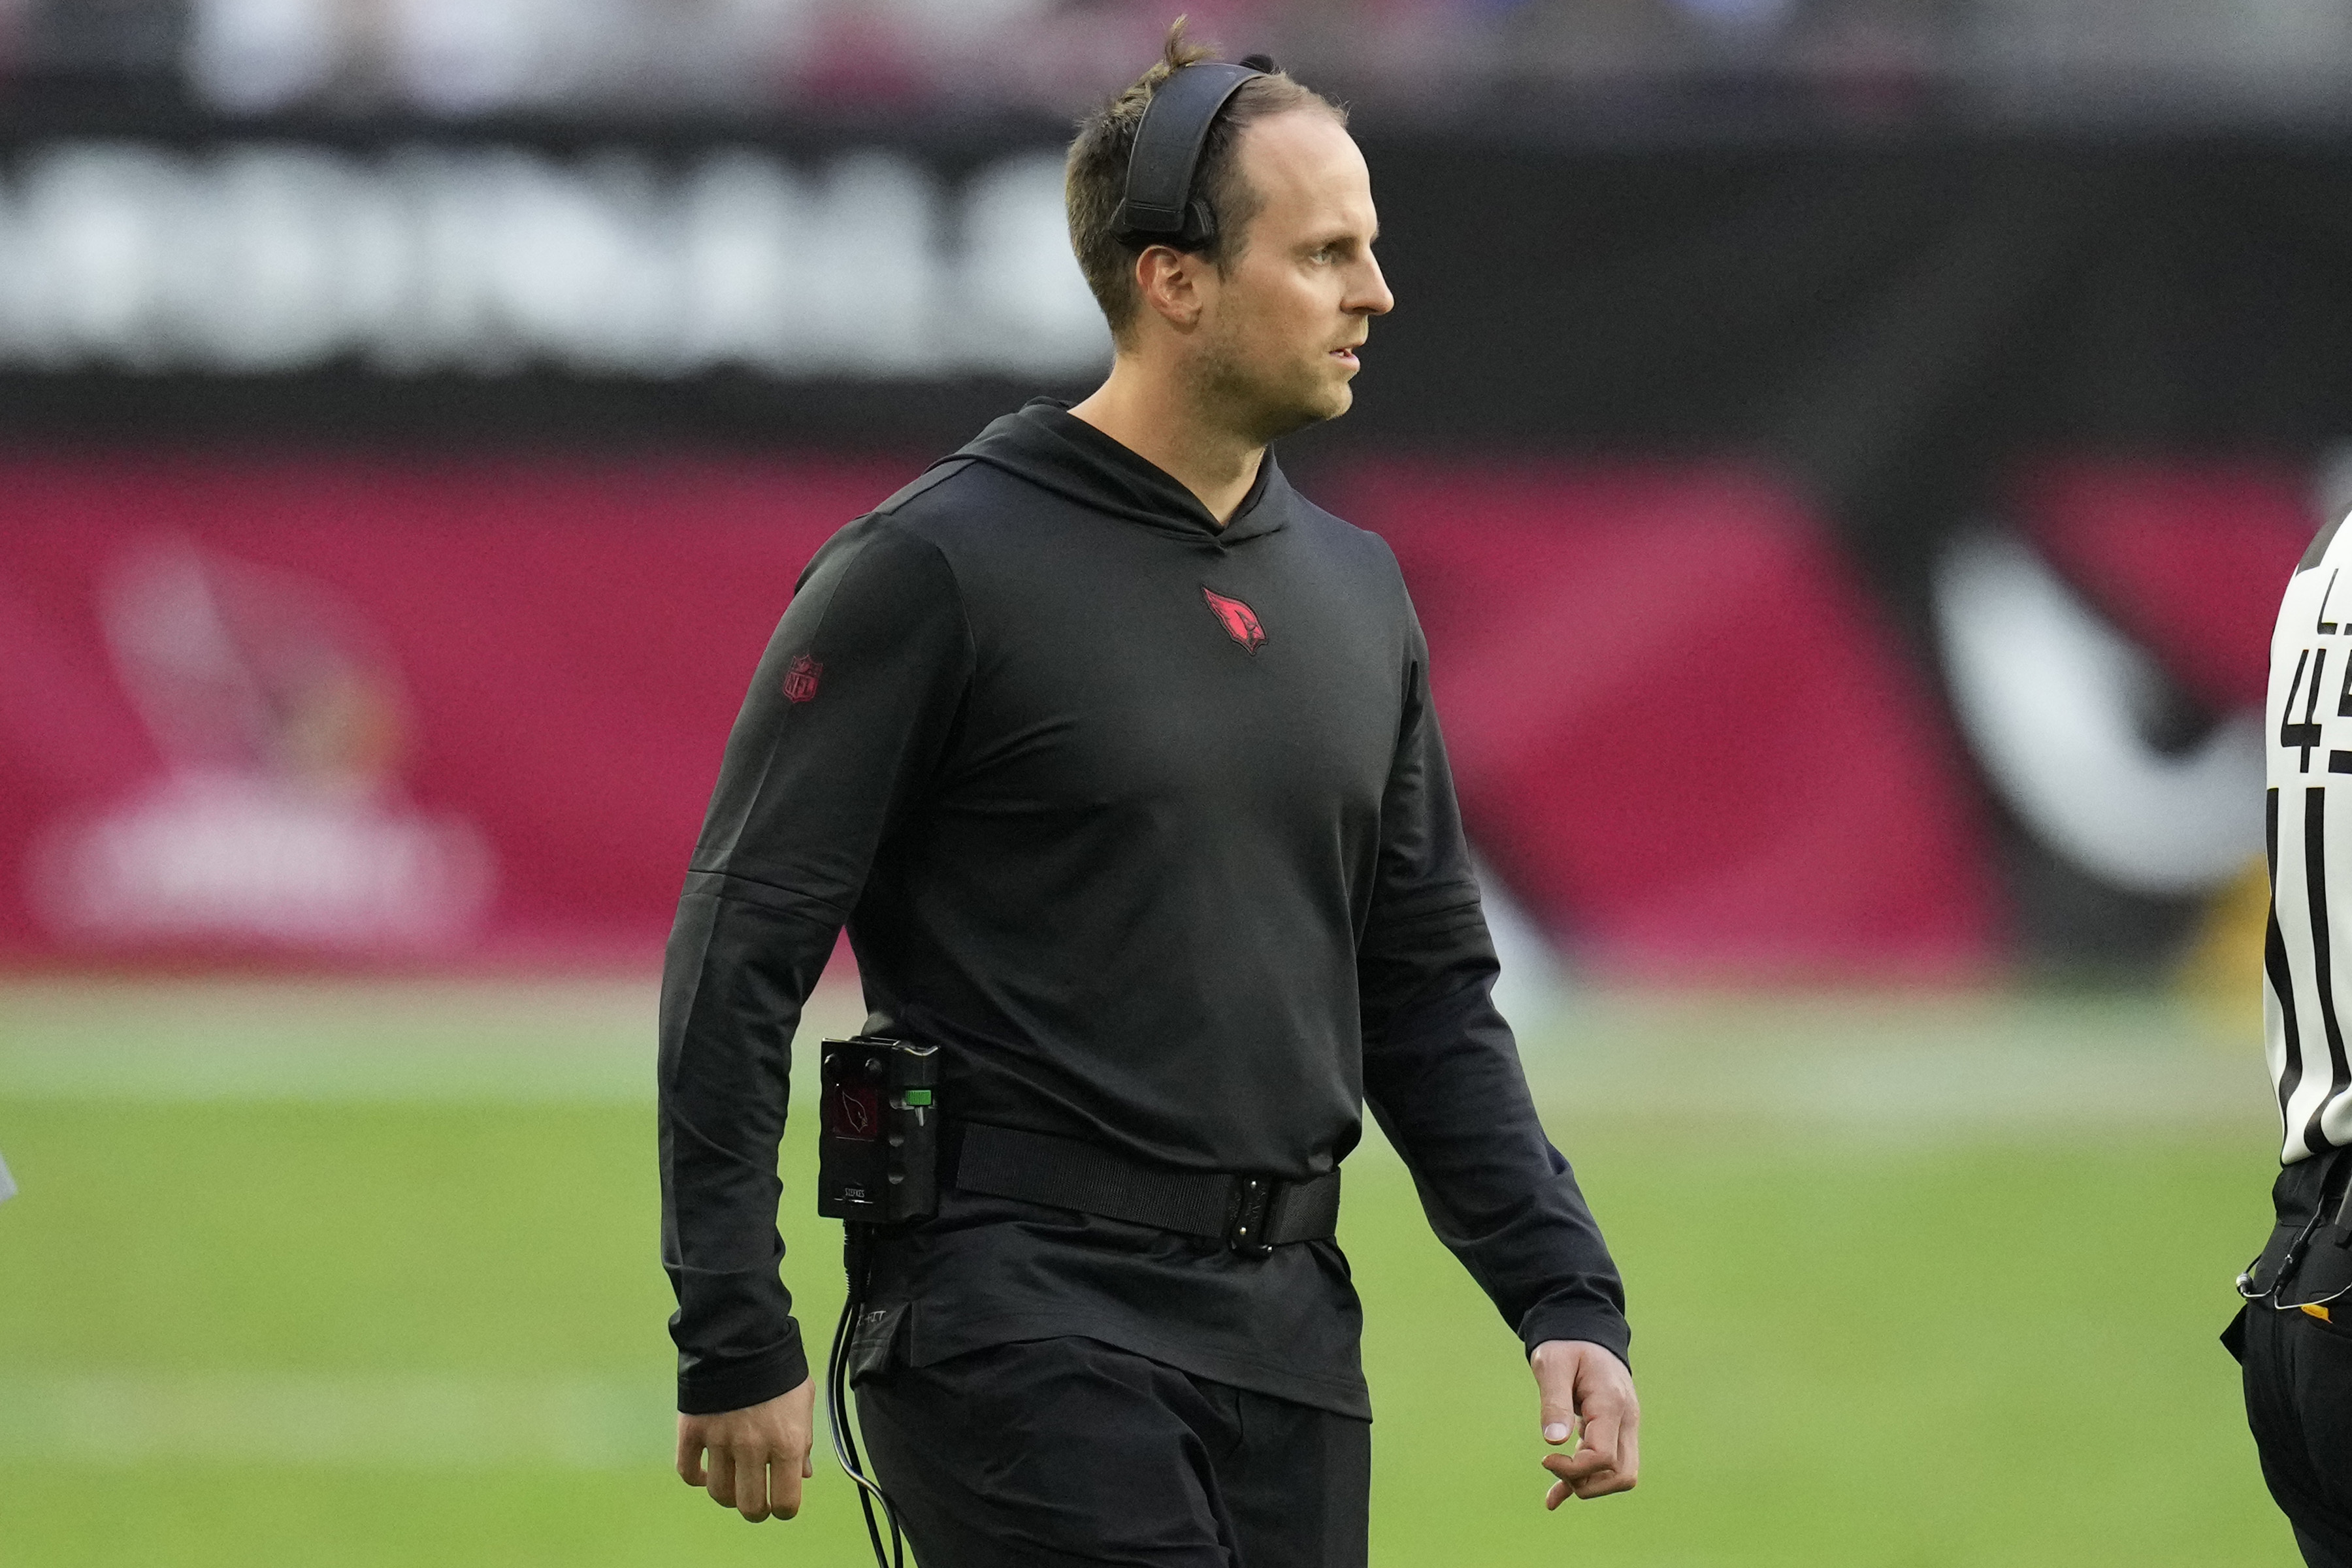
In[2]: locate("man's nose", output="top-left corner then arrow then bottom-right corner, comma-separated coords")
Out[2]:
1352,256 -> 1395,317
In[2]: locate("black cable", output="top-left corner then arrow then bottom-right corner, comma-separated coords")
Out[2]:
830,1289 -> 890,1567
826,1294 -> 883,1564
826,1224 -> 906,1568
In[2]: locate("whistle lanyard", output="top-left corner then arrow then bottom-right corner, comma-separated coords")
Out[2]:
2239,1147 -> 2352,1314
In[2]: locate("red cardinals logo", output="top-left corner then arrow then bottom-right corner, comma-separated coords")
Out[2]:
782,653 -> 823,703
829,1081 -> 879,1140
1201,588 -> 1267,654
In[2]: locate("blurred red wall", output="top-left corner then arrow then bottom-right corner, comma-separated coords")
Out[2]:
0,453 -> 900,967
0,449 -> 2309,978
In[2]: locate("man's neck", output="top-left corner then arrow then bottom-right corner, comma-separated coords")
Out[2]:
1068,359 -> 1264,527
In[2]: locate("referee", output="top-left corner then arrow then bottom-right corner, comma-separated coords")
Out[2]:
2235,509 -> 2352,1564
658,29 -> 1637,1565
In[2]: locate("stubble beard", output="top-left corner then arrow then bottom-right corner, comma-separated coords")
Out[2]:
1186,314 -> 1353,448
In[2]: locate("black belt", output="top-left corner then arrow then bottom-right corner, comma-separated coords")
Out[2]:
949,1122 -> 1340,1256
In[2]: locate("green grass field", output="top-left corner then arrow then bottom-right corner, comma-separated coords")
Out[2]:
0,981 -> 2299,1565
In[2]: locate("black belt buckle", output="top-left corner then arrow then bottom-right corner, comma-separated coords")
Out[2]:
1226,1175 -> 1279,1256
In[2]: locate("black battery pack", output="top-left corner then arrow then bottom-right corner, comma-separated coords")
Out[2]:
817,1036 -> 941,1225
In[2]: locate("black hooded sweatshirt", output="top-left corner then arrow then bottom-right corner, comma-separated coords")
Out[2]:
658,400 -> 1627,1420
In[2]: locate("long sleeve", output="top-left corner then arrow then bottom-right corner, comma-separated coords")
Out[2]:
658,519 -> 973,1415
1357,615 -> 1631,1369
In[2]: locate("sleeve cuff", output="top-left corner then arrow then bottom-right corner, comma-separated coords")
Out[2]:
678,1333 -> 810,1416
1520,1303 -> 1631,1375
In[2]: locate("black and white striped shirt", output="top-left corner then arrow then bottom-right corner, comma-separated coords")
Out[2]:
2266,513 -> 2352,1166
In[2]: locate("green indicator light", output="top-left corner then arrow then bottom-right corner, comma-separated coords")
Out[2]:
903,1090 -> 934,1106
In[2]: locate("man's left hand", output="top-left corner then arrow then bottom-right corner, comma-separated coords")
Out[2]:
1529,1338 -> 1639,1508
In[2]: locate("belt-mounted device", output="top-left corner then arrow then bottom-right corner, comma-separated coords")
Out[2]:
817,1036 -> 939,1568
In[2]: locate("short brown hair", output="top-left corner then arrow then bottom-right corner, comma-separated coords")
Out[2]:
1065,19 -> 1346,344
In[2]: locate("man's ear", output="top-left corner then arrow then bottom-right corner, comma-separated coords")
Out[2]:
1132,246 -> 1206,332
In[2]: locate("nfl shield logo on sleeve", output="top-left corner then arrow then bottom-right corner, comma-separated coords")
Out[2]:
783,653 -> 823,703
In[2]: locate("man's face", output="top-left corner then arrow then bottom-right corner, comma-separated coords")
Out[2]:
1188,110 -> 1394,443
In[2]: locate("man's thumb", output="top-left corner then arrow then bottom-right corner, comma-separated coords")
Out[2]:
1535,1344 -> 1582,1445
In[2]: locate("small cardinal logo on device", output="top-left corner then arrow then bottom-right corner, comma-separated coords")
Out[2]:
1201,588 -> 1267,653
782,653 -> 823,703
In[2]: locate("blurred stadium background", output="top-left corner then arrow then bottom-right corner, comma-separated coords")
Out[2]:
1,0 -> 2343,1560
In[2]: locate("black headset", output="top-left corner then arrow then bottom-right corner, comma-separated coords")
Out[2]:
1109,54 -> 1277,254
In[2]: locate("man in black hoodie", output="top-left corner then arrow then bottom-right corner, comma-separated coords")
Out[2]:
661,29 -> 1638,1565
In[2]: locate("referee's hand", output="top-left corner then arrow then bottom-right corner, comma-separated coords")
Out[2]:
676,1377 -> 817,1522
1531,1339 -> 1641,1507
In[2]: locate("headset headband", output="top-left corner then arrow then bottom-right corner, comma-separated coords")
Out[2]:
1109,56 -> 1273,253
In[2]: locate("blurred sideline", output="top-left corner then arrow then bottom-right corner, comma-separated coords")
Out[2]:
0,975 -> 2270,1134
0,973 -> 2272,1474
0,1373 -> 658,1468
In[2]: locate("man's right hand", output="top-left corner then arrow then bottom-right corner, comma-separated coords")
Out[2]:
676,1377 -> 817,1522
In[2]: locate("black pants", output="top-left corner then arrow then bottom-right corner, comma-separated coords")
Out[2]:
855,1336 -> 1371,1568
2234,1152 -> 2352,1567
